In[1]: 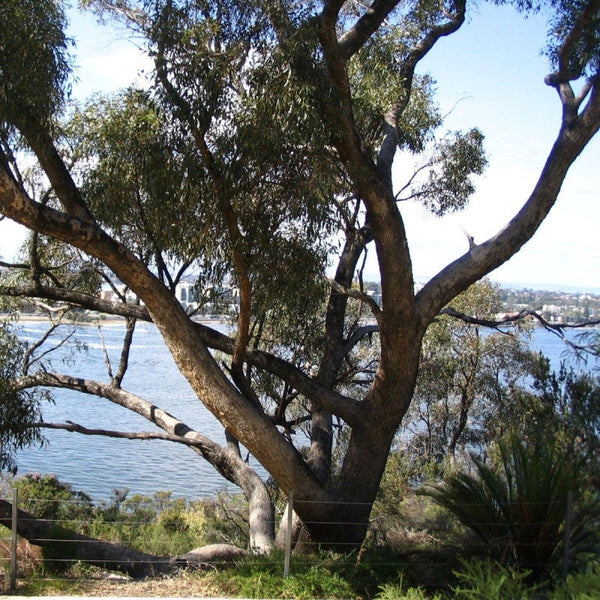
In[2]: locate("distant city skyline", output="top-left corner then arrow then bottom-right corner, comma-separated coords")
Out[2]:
1,3 -> 598,293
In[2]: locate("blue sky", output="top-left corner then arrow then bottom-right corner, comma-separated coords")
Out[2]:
1,3 -> 598,291
399,3 -> 600,290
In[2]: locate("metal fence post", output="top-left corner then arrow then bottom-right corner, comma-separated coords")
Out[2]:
283,490 -> 293,579
10,486 -> 18,590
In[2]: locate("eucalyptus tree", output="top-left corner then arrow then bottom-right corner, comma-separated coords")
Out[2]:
1,0 -> 599,560
400,280 -> 538,476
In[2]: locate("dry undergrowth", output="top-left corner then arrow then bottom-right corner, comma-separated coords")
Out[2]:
2,570 -> 229,597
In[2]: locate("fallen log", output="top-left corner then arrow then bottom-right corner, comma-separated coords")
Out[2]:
0,499 -> 246,578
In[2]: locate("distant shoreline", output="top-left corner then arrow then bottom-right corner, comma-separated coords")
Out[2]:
1,313 -> 227,327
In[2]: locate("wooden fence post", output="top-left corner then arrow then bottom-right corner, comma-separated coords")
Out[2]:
283,490 -> 294,579
10,486 -> 18,590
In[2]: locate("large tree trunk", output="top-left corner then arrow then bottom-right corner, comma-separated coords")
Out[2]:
2,0 -> 599,556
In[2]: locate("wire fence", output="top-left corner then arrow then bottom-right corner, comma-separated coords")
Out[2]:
0,485 -> 580,591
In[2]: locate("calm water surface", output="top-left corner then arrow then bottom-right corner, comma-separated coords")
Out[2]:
13,320 -> 248,500
10,320 -> 599,500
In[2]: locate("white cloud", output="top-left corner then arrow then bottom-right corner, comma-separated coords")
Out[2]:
68,7 -> 152,101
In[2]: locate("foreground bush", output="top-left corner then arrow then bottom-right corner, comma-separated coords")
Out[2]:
421,434 -> 600,581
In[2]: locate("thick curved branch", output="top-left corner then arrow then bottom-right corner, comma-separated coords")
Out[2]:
0,499 -> 171,578
14,371 -> 274,542
15,372 -> 279,550
416,82 -> 600,326
17,118 -> 94,222
13,372 -> 246,476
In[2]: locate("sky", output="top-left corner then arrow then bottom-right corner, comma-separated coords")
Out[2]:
1,2 -> 598,292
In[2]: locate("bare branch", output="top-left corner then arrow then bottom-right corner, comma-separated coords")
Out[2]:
395,159 -> 436,201
96,323 -> 115,380
22,318 -> 75,374
0,260 -> 29,270
114,317 -> 137,386
33,420 -> 207,447
0,284 -> 151,320
330,280 -> 382,319
441,306 -> 600,355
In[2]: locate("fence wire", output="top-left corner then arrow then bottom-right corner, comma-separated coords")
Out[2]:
0,486 -> 581,591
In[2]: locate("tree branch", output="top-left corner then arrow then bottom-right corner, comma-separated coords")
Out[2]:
33,420 -> 209,446
14,372 -> 269,492
330,280 -> 382,320
1,282 -> 364,425
16,117 -> 95,222
416,81 -> 600,325
546,0 -> 600,86
0,284 -> 151,320
338,0 -> 401,59
441,306 -> 600,352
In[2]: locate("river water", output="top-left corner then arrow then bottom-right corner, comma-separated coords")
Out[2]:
9,320 -> 599,501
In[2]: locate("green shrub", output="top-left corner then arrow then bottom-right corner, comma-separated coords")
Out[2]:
15,473 -> 93,523
556,563 -> 600,599
421,434 -> 600,581
452,558 -> 538,600
40,524 -> 79,575
217,554 -> 355,599
377,579 -> 444,599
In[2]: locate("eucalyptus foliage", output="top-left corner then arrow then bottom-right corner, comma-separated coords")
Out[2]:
400,281 -> 536,478
0,0 -> 71,129
0,324 -> 46,471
